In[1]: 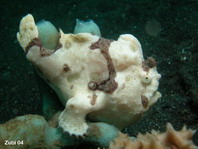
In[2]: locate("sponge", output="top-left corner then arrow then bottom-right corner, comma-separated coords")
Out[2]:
74,19 -> 101,36
36,20 -> 59,49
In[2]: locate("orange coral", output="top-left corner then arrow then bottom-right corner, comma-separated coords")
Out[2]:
109,123 -> 197,149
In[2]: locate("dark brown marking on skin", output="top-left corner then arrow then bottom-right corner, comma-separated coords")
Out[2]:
63,64 -> 70,72
141,95 -> 149,109
69,104 -> 75,109
40,47 -> 55,57
90,94 -> 97,106
70,85 -> 73,90
142,57 -> 157,72
88,81 -> 98,90
89,38 -> 118,94
26,38 -> 55,57
25,38 -> 42,54
70,34 -> 89,43
86,124 -> 101,137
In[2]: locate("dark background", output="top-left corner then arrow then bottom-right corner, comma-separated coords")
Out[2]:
0,0 -> 197,148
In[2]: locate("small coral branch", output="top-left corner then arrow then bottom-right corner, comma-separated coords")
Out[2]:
0,114 -> 120,148
109,123 -> 197,149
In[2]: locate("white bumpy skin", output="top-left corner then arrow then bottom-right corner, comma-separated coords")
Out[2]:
17,14 -> 161,136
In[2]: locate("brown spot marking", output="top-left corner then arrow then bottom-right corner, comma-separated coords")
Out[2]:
88,81 -> 98,90
26,38 -> 55,57
69,104 -> 75,109
40,47 -> 55,57
90,94 -> 97,106
70,34 -> 89,43
70,85 -> 73,89
142,57 -> 157,72
87,124 -> 101,137
89,38 -> 118,94
141,95 -> 149,109
26,38 -> 42,53
63,64 -> 70,72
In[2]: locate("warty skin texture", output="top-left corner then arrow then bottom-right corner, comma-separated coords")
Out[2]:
17,14 -> 161,136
